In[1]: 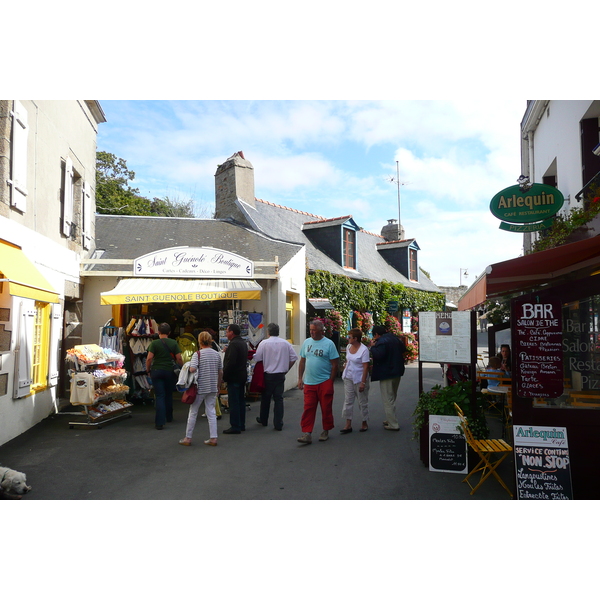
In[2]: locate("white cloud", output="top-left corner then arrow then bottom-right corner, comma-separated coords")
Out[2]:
97,99 -> 529,288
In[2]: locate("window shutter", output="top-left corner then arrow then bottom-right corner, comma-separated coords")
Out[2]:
82,181 -> 92,249
63,157 -> 74,237
48,303 -> 62,386
14,300 -> 35,398
9,100 -> 28,212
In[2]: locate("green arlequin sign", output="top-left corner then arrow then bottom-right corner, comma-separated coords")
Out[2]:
490,184 -> 564,224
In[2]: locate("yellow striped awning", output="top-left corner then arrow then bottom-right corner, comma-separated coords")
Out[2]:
0,240 -> 59,304
100,278 -> 262,305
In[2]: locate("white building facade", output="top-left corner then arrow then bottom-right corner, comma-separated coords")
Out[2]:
0,100 -> 105,445
520,100 -> 600,252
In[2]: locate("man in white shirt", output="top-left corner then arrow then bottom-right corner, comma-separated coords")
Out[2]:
253,322 -> 298,430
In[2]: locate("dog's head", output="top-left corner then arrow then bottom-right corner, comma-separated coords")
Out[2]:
0,469 -> 32,495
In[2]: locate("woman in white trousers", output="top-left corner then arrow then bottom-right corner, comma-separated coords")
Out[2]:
340,328 -> 371,433
179,331 -> 223,447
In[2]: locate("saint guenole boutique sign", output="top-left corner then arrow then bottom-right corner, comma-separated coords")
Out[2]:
134,247 -> 254,278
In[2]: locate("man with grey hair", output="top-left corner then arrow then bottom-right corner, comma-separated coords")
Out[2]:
297,320 -> 339,444
252,322 -> 298,430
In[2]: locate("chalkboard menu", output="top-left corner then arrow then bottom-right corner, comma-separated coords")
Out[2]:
429,415 -> 468,473
513,425 -> 573,500
513,296 -> 563,398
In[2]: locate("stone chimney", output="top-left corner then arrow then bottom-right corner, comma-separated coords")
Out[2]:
380,218 -> 405,242
214,151 -> 256,222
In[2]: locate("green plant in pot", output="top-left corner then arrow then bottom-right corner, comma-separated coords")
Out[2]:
412,381 -> 490,440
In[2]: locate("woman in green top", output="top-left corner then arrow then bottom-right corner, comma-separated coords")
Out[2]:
146,323 -> 183,430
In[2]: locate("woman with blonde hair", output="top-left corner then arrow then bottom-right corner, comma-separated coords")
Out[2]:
179,331 -> 223,447
340,328 -> 370,433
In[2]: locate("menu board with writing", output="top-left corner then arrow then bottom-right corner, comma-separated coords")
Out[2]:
513,425 -> 573,500
429,415 -> 468,473
419,311 -> 472,363
513,296 -> 563,398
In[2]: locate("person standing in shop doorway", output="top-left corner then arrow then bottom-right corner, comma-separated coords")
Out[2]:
222,323 -> 248,434
370,325 -> 407,431
146,323 -> 183,430
253,322 -> 298,431
296,320 -> 339,444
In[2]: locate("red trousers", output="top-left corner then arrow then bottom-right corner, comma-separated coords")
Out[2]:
300,379 -> 335,433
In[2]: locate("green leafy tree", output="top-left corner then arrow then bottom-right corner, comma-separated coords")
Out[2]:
150,196 -> 196,218
96,151 -> 152,215
96,151 -> 205,218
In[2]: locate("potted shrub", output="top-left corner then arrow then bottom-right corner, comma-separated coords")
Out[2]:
413,381 -> 490,466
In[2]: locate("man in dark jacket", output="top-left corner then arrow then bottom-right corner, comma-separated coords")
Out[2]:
370,325 -> 407,431
222,324 -> 248,434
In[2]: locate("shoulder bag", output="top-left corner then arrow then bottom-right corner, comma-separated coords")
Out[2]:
160,338 -> 181,375
181,350 -> 200,404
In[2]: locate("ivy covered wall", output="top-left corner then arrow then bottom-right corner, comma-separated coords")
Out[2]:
307,270 -> 445,325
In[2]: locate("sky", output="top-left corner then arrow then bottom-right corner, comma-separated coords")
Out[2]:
96,99 -> 527,288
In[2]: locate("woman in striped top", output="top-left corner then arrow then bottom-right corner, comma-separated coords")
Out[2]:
179,331 -> 223,447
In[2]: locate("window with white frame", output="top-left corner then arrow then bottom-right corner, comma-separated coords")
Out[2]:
8,100 -> 28,212
61,157 -> 85,239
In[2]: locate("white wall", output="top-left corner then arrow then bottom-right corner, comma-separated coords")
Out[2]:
531,101 -> 592,205
0,217 -> 82,446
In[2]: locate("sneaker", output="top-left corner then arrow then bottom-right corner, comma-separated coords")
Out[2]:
319,430 -> 329,442
297,432 -> 312,444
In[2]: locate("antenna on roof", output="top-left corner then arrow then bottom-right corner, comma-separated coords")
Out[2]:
387,161 -> 409,227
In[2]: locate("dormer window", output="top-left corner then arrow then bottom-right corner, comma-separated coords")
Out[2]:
302,215 -> 360,271
376,238 -> 420,282
343,227 -> 356,269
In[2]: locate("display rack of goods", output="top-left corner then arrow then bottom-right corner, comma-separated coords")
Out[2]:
66,345 -> 132,429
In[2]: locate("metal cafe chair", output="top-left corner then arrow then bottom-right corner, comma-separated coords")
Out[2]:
478,371 -> 511,418
454,402 -> 514,499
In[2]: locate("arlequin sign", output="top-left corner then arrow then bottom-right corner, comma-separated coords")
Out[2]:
490,183 -> 564,226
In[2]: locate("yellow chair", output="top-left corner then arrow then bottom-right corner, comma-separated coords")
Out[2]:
454,402 -> 514,499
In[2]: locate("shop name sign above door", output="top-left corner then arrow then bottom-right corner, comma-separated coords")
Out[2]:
490,183 -> 564,232
134,247 -> 254,278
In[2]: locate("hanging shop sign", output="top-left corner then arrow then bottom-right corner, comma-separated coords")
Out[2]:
134,247 -> 254,278
513,296 -> 564,398
499,218 -> 555,233
490,183 -> 564,231
513,425 -> 573,500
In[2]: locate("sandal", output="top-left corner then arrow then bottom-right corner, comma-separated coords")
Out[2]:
179,438 -> 192,446
204,439 -> 218,446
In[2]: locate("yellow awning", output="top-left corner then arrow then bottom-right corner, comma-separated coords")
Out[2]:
101,278 -> 262,305
0,241 -> 59,304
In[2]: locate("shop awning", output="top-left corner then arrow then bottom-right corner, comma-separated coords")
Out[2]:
100,278 -> 263,305
486,235 -> 600,299
0,241 -> 59,303
308,298 -> 334,310
457,275 -> 487,311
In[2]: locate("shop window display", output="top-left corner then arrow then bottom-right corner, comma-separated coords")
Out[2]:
533,295 -> 600,409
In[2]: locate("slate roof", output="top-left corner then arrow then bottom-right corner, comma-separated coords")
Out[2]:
90,214 -> 303,276
237,199 -> 441,293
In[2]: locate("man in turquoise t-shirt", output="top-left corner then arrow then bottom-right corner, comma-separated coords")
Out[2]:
297,320 -> 339,444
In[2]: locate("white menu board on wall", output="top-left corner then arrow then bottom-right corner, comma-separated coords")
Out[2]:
418,311 -> 472,363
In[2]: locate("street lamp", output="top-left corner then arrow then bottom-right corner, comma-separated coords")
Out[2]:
459,268 -> 469,286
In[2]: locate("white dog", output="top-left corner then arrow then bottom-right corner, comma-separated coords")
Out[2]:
0,466 -> 32,498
